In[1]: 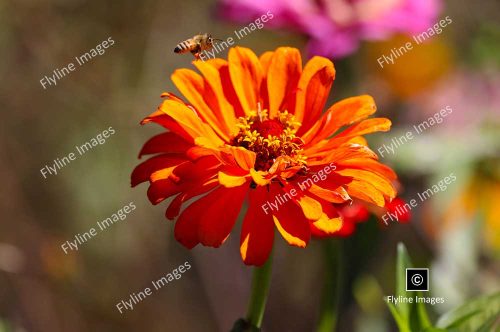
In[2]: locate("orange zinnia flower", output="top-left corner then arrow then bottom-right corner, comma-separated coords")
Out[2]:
132,46 -> 397,266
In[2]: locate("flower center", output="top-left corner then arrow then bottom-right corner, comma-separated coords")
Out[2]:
250,119 -> 284,137
232,108 -> 307,173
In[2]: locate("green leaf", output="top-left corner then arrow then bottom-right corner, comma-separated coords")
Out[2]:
436,291 -> 500,331
477,313 -> 500,332
386,243 -> 434,332
387,301 -> 411,332
422,328 -> 447,332
416,292 -> 432,329
396,243 -> 412,321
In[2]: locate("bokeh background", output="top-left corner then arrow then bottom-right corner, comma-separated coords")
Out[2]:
0,0 -> 498,331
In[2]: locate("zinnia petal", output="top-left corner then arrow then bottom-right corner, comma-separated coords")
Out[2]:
336,168 -> 396,200
228,47 -> 264,114
159,99 -> 225,146
138,132 -> 191,158
267,47 -> 302,118
133,46 -> 402,265
193,59 -> 238,135
166,178 -> 219,220
131,154 -> 187,187
304,95 -> 377,145
197,185 -> 247,247
270,184 -> 311,247
310,201 -> 343,237
240,187 -> 275,266
295,56 -> 335,133
171,69 -> 230,141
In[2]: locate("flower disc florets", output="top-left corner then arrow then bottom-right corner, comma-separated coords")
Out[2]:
232,108 -> 307,172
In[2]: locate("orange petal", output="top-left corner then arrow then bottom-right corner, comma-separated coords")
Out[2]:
308,184 -> 351,203
337,158 -> 397,181
306,143 -> 378,164
259,51 -> 274,73
347,136 -> 368,146
240,187 -> 275,266
150,165 -> 182,183
193,60 -> 237,135
141,109 -> 192,142
283,181 -> 332,219
131,154 -> 187,187
160,91 -> 185,103
304,95 -> 377,145
159,99 -> 224,147
331,118 -> 392,145
259,51 -> 274,111
228,47 -> 264,114
219,64 -> 246,118
187,146 -> 217,160
250,168 -> 271,186
295,56 -> 335,133
270,184 -> 311,247
345,180 -> 385,207
336,168 -> 396,200
218,171 -> 249,188
296,194 -> 323,220
197,185 -> 248,247
224,146 -> 256,170
267,47 -> 302,118
310,201 -> 343,237
171,69 -> 230,141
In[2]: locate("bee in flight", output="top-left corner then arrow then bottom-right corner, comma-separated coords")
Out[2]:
174,33 -> 221,60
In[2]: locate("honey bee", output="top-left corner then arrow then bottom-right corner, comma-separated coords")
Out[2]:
174,33 -> 221,60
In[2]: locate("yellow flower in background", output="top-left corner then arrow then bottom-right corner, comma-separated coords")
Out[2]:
365,34 -> 453,99
441,157 -> 500,255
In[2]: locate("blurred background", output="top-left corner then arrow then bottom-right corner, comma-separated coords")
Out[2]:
0,0 -> 498,331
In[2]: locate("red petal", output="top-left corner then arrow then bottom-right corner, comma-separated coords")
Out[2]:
147,178 -> 184,205
385,197 -> 411,223
240,187 -> 275,266
138,132 -> 192,158
270,184 -> 311,247
197,185 -> 248,247
131,154 -> 187,187
166,178 -> 219,220
175,190 -> 221,249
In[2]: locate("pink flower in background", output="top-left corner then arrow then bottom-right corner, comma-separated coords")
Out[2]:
218,0 -> 441,58
408,69 -> 500,131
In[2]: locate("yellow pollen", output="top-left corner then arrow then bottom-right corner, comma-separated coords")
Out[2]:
232,109 -> 307,172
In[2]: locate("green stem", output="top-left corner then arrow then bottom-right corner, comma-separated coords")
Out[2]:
231,255 -> 273,332
316,239 -> 342,332
245,254 -> 273,329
